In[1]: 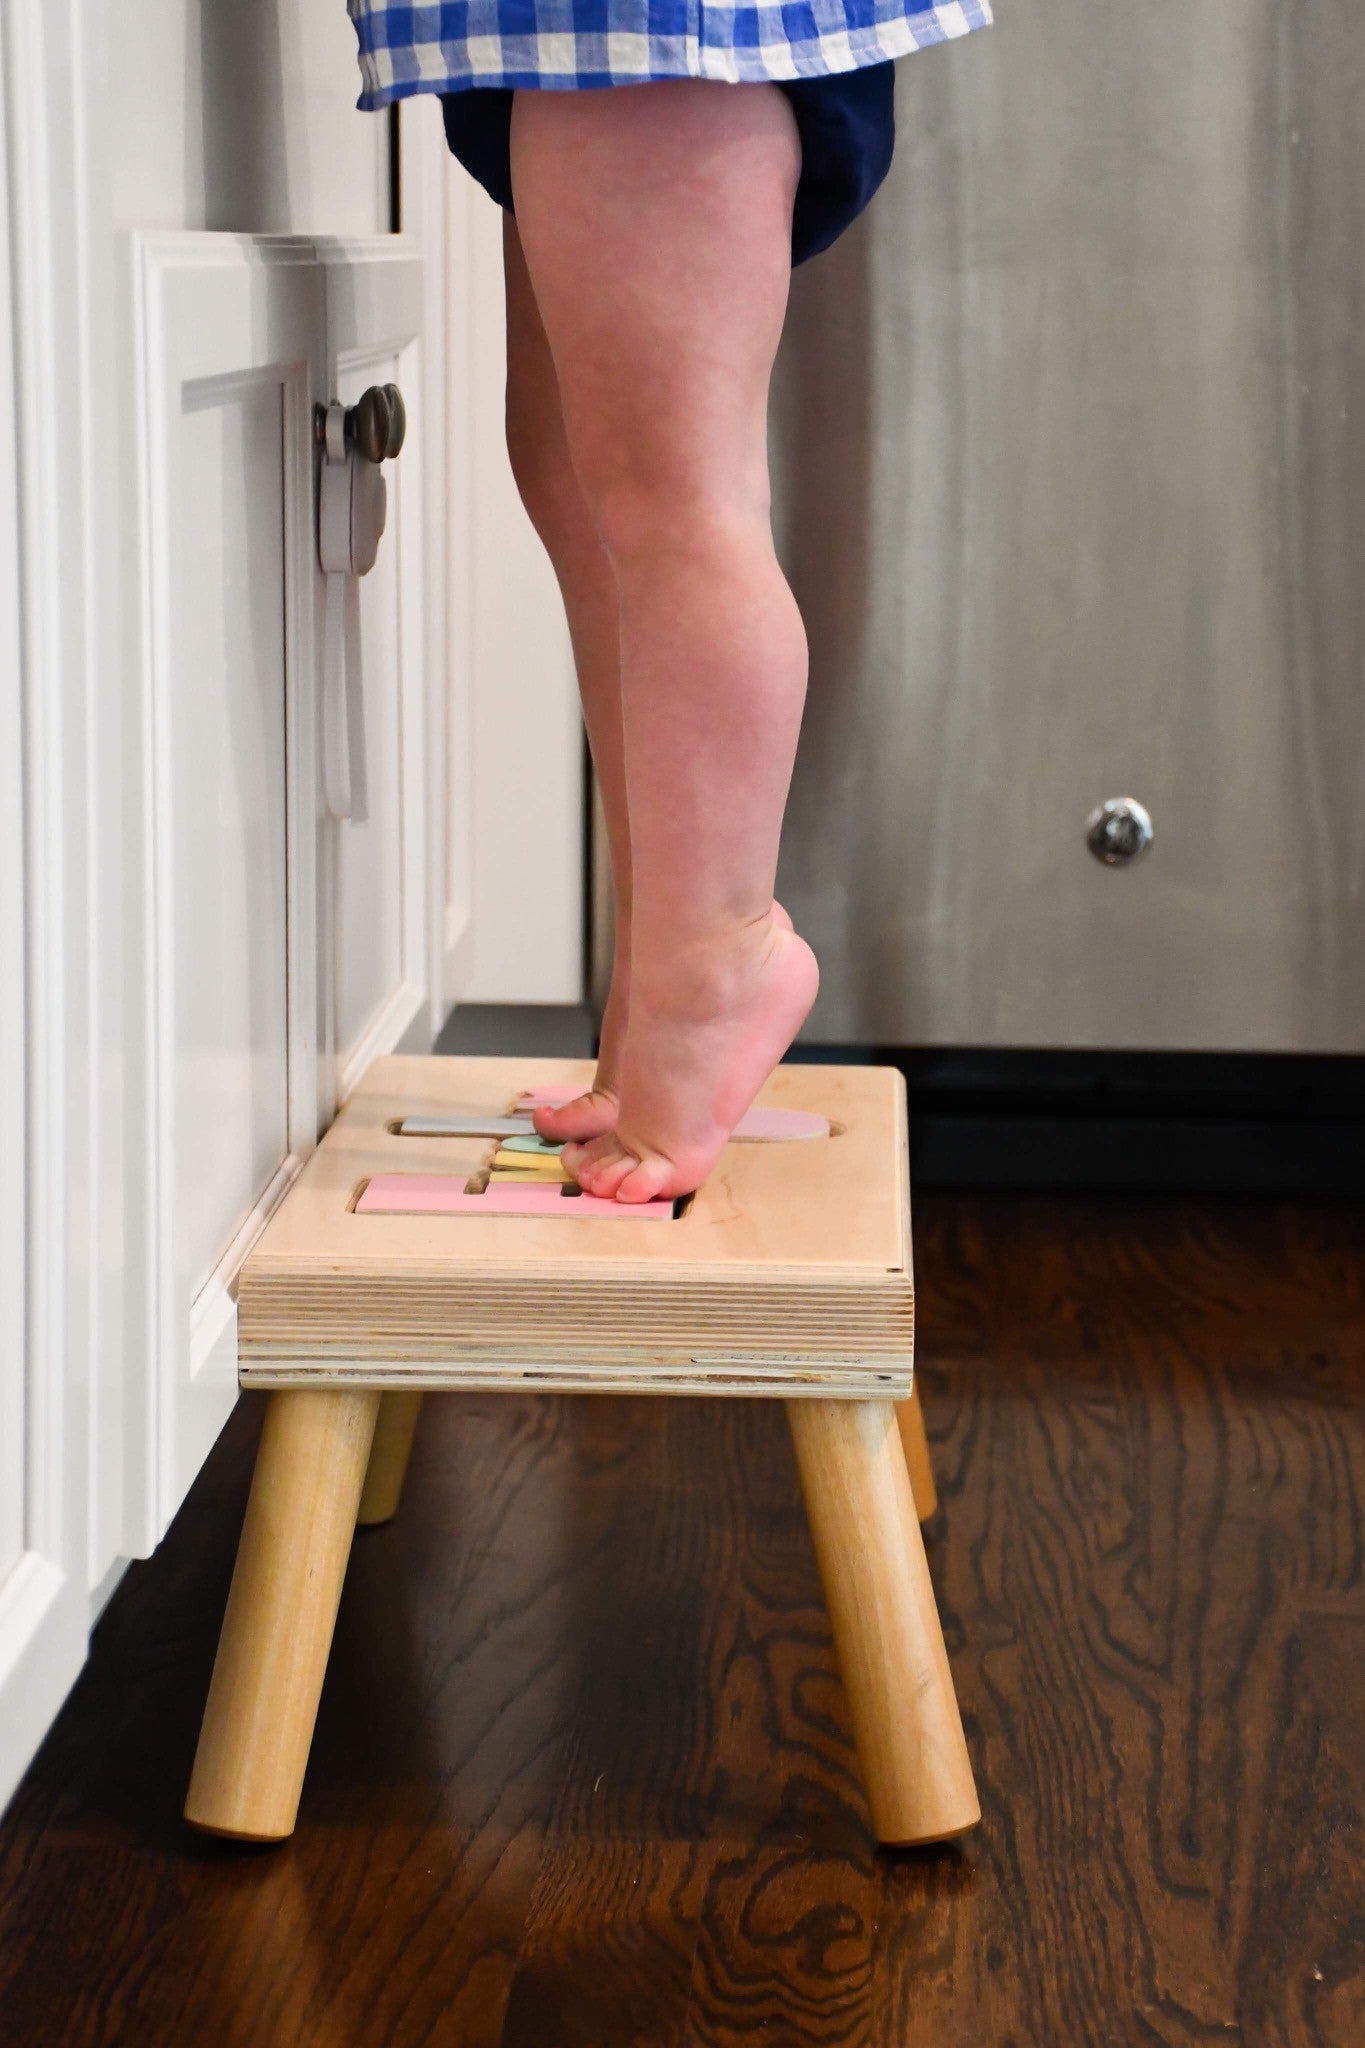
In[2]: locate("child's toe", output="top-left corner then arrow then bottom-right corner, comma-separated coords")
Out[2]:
563,1134 -> 609,1177
582,1142 -> 638,1199
613,1155 -> 675,1204
534,1089 -> 619,1143
563,1136 -> 617,1194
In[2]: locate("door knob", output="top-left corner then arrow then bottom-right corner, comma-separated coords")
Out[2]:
313,383 -> 407,464
347,383 -> 406,463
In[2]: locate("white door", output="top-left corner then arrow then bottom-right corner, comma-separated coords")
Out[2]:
123,227 -> 439,1551
127,236 -> 326,1547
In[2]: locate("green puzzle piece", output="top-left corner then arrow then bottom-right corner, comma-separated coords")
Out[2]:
502,1133 -> 566,1157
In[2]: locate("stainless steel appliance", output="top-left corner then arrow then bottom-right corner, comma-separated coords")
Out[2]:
764,1 -> 1364,1053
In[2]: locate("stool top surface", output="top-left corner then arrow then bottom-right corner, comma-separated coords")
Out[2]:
245,1055 -> 911,1283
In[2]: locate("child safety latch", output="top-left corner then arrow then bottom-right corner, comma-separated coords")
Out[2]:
315,384 -> 407,823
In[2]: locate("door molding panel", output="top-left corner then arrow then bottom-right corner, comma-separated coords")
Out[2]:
130,234 -> 323,1543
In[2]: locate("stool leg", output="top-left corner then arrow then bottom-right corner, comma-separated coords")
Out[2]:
787,1399 -> 979,1846
356,1391 -> 424,1527
185,1388 -> 381,1841
895,1382 -> 938,1522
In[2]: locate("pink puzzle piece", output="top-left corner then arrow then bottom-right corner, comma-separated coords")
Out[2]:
517,1088 -> 579,1112
517,1090 -> 828,1142
355,1172 -> 675,1221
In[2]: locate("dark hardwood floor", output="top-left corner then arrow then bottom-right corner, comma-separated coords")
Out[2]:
1,1193 -> 1362,2047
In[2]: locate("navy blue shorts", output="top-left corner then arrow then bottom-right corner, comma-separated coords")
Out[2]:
440,68 -> 896,269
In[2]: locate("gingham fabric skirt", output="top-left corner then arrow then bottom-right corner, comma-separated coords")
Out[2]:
347,0 -> 993,105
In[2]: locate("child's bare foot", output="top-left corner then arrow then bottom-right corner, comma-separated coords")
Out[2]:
535,905 -> 797,1148
560,911 -> 818,1203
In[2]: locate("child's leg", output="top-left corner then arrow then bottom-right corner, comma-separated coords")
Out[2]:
511,79 -> 819,1202
505,220 -> 793,1146
502,219 -> 633,1136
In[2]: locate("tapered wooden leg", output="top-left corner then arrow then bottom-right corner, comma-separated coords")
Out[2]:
787,1399 -> 979,1845
356,1391 -> 424,1527
185,1388 -> 381,1841
896,1382 -> 938,1522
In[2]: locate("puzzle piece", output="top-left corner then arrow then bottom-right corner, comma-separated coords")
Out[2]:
490,1161 -> 575,1186
491,1148 -> 571,1178
397,1113 -> 535,1138
515,1093 -> 829,1142
355,1173 -> 674,1221
395,1101 -> 831,1146
517,1088 -> 577,1112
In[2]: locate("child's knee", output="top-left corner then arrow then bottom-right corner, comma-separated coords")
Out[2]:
566,414 -> 770,565
589,470 -> 765,573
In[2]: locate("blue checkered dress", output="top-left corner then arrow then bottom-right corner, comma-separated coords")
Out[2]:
347,0 -> 993,104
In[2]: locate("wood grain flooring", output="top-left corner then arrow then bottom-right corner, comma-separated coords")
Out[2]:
0,1193 -> 1361,2046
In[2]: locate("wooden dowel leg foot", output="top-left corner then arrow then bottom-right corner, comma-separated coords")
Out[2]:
356,1391 -> 424,1527
895,1381 -> 938,1522
788,1399 -> 979,1847
185,1388 -> 381,1842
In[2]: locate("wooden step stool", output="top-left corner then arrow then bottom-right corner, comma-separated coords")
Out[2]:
185,1055 -> 979,1847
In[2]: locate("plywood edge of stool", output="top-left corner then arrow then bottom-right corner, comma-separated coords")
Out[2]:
238,1356 -> 914,1400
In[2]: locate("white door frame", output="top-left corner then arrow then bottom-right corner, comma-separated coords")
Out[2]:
0,0 -> 98,1813
315,235 -> 432,1116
